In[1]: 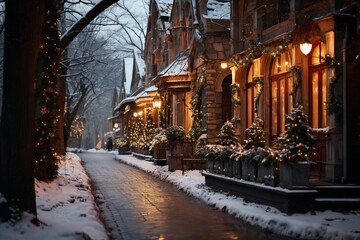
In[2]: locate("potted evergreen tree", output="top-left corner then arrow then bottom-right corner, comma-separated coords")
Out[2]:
216,121 -> 240,177
277,105 -> 316,189
239,116 -> 266,181
165,126 -> 194,171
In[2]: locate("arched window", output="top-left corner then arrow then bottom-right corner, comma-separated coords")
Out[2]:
309,41 -> 327,128
246,60 -> 260,127
222,76 -> 233,123
270,52 -> 293,138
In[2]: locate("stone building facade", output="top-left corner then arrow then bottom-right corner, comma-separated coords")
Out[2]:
230,0 -> 360,183
145,0 -> 232,142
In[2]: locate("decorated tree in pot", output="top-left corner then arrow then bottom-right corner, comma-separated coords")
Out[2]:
277,105 -> 315,188
277,105 -> 315,163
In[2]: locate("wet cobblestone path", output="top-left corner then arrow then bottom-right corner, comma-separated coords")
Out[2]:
78,152 -> 284,240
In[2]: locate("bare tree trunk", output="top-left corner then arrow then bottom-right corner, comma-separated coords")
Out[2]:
0,0 -> 45,220
54,0 -> 118,155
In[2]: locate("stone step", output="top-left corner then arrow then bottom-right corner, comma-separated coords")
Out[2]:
314,198 -> 360,211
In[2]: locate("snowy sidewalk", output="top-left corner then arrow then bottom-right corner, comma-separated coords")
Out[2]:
114,151 -> 360,240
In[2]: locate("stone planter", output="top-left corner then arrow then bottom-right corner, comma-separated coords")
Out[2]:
232,160 -> 242,179
241,161 -> 257,181
166,142 -> 194,171
279,162 -> 310,189
257,164 -> 276,186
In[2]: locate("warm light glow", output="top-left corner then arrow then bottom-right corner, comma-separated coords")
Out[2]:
138,111 -> 143,117
220,61 -> 229,69
300,41 -> 312,55
113,123 -> 119,129
153,94 -> 161,109
133,112 -> 138,117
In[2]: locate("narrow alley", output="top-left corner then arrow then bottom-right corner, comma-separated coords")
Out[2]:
78,152 -> 284,240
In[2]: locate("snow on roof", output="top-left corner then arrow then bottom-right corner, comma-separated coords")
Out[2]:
156,0 -> 173,18
159,54 -> 189,76
134,51 -> 145,78
145,85 -> 158,92
124,57 -> 134,95
135,90 -> 148,99
204,0 -> 230,20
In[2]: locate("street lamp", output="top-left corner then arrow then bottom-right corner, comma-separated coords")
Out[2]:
153,94 -> 161,109
300,40 -> 312,55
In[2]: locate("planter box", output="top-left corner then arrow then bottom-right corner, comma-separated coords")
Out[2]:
213,159 -> 224,174
166,142 -> 194,171
257,164 -> 276,186
232,160 -> 241,179
224,159 -> 233,177
153,145 -> 166,159
280,162 -> 310,189
241,161 -> 257,181
207,159 -> 215,173
203,172 -> 317,214
118,146 -> 130,154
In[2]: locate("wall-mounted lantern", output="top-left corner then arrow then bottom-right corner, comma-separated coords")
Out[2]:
300,40 -> 312,55
153,94 -> 161,109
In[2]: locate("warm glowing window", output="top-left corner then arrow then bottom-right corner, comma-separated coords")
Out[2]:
311,41 -> 326,65
309,41 -> 328,128
270,53 -> 293,138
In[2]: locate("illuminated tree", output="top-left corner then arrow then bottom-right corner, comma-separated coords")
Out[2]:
277,105 -> 316,163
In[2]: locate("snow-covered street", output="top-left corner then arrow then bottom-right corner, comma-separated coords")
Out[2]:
1,149 -> 359,240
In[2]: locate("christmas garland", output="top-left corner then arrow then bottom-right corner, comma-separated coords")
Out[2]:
229,34 -> 291,68
230,83 -> 241,106
253,77 -> 264,116
189,69 -> 206,140
289,65 -> 301,102
323,54 -> 342,116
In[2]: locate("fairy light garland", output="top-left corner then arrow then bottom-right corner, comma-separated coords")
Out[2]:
34,0 -> 62,180
229,34 -> 291,68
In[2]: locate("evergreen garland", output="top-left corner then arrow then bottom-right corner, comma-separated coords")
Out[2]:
323,54 -> 342,116
230,83 -> 240,106
253,77 -> 264,116
289,65 -> 301,103
229,35 -> 291,67
189,70 -> 206,141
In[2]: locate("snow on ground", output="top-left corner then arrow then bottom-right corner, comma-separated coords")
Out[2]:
1,149 -> 359,240
0,152 -> 108,240
114,152 -> 360,240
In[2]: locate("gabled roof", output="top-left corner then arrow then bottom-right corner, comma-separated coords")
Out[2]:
204,0 -> 230,20
159,54 -> 189,76
123,57 -> 134,96
134,51 -> 146,78
156,0 -> 173,18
